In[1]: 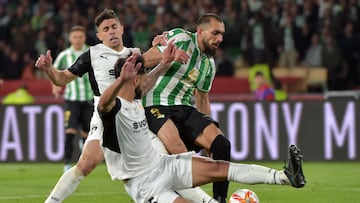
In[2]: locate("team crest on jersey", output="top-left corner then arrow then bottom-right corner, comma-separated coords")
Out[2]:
182,68 -> 199,85
150,108 -> 165,119
187,49 -> 193,55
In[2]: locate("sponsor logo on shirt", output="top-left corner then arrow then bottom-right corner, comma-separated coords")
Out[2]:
100,55 -> 108,60
150,108 -> 165,119
182,68 -> 199,85
133,119 -> 147,129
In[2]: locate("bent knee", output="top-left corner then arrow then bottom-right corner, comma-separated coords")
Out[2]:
210,135 -> 231,161
77,152 -> 104,175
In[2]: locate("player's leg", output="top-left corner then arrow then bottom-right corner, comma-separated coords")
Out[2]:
191,156 -> 290,186
145,106 -> 188,154
64,128 -> 77,172
149,131 -> 218,203
195,124 -> 230,203
158,119 -> 188,153
63,101 -> 81,172
78,130 -> 87,153
183,109 -> 231,203
191,145 -> 306,188
44,140 -> 104,203
44,110 -> 103,203
78,101 -> 93,155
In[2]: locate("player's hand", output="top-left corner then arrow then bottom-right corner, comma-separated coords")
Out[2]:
35,50 -> 53,70
52,86 -> 63,98
160,40 -> 177,66
152,31 -> 168,47
174,48 -> 189,65
120,53 -> 142,81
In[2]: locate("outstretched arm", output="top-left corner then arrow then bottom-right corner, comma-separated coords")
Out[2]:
98,53 -> 142,113
142,32 -> 168,68
141,40 -> 190,95
35,50 -> 77,86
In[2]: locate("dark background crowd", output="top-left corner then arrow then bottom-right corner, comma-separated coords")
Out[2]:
1,0 -> 360,91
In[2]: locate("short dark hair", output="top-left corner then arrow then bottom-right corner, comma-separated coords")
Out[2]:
114,54 -> 145,78
94,9 -> 120,28
70,25 -> 86,33
197,13 -> 223,26
255,71 -> 264,77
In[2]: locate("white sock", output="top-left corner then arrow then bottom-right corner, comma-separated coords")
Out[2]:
44,166 -> 84,203
227,163 -> 290,185
176,187 -> 218,203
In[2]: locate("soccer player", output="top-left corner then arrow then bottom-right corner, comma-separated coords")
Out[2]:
52,25 -> 94,172
98,48 -> 306,203
36,9 -> 216,203
142,13 -> 230,202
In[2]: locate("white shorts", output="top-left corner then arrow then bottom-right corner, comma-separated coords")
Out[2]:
124,152 -> 194,203
86,97 -> 104,143
149,130 -> 168,154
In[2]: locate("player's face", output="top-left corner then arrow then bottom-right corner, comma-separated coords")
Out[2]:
69,30 -> 86,51
96,18 -> 124,50
199,19 -> 225,56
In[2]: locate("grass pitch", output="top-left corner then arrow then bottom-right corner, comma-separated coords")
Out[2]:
0,162 -> 359,203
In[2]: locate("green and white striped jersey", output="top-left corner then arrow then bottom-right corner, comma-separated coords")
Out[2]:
143,28 -> 216,107
53,45 -> 93,101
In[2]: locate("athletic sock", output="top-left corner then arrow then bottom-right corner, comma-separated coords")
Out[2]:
210,135 -> 231,201
227,162 -> 290,185
44,166 -> 84,203
177,187 -> 217,203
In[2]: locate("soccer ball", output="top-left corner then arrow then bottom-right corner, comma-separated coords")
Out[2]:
228,189 -> 260,203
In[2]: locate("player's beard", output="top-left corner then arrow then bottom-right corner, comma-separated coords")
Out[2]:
202,39 -> 217,57
134,86 -> 142,99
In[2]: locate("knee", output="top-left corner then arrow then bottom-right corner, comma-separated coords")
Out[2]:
77,152 -> 103,176
210,135 -> 231,161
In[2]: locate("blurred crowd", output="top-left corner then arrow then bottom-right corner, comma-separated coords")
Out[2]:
1,0 -> 360,91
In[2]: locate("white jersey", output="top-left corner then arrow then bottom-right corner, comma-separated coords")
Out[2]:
99,97 -> 161,180
68,43 -> 141,97
67,43 -> 140,141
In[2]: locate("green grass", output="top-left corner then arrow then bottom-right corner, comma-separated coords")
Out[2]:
0,162 -> 359,202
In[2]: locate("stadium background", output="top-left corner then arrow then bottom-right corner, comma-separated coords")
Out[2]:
0,0 -> 359,162
1,0 -> 360,90
1,0 -> 360,202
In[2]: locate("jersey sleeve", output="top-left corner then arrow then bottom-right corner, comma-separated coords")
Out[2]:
157,28 -> 192,53
67,49 -> 91,77
98,97 -> 121,119
53,51 -> 66,70
98,98 -> 122,153
197,57 -> 216,93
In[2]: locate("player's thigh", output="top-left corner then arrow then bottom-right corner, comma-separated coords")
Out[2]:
182,109 -> 221,151
158,119 -> 188,154
87,109 -> 103,142
194,123 -> 224,150
125,153 -> 192,202
191,156 -> 228,186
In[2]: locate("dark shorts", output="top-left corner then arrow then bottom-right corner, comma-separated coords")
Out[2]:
64,100 -> 94,132
144,105 -> 219,152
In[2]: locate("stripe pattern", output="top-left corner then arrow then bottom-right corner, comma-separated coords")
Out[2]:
143,28 -> 216,107
53,45 -> 93,101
